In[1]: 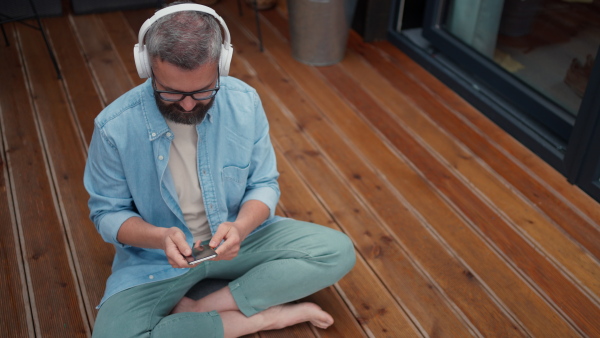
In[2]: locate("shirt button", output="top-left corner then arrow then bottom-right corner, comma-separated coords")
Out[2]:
166,132 -> 172,137
149,275 -> 154,280
151,132 -> 156,137
158,155 -> 164,161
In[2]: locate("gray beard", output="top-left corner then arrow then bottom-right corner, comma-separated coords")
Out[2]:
154,93 -> 214,125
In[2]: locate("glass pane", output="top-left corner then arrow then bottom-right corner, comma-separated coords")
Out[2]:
443,0 -> 599,116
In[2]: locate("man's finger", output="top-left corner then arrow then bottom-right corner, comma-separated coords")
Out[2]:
210,223 -> 231,248
172,231 -> 192,257
165,242 -> 189,267
214,241 -> 230,257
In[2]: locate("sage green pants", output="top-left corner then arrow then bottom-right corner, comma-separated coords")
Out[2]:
92,220 -> 356,338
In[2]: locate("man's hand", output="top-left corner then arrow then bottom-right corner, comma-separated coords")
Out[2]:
162,227 -> 193,268
209,222 -> 245,260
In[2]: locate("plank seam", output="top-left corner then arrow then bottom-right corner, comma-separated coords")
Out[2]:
0,51 -> 36,338
15,22 -> 92,336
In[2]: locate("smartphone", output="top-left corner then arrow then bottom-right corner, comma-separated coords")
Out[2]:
187,245 -> 218,265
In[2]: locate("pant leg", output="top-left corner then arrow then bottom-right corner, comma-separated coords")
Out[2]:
206,219 -> 356,316
92,263 -> 224,338
93,219 -> 355,337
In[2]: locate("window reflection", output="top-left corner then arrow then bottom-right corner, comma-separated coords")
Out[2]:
445,0 -> 599,115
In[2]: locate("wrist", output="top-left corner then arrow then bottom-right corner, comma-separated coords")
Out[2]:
231,221 -> 251,242
155,227 -> 173,251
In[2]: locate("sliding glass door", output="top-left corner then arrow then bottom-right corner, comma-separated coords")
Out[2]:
423,0 -> 599,142
389,0 -> 600,201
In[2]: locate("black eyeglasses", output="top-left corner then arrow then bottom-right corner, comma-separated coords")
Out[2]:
152,69 -> 220,102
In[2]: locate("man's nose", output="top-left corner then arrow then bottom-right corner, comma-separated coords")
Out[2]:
180,96 -> 196,111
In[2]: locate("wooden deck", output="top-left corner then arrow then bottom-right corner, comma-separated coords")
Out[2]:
2,1 -> 600,337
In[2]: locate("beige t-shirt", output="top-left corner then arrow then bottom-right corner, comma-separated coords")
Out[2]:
166,120 -> 211,243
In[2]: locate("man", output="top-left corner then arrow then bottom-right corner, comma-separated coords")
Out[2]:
84,2 -> 355,337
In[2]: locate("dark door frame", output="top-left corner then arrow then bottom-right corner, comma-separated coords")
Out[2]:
566,52 -> 600,200
386,0 -> 600,202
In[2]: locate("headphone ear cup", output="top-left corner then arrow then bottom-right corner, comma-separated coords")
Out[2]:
219,44 -> 233,77
134,44 -> 152,79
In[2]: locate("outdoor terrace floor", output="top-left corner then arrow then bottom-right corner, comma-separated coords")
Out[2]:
1,1 -> 600,337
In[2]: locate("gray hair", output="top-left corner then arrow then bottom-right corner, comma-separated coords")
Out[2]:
146,4 -> 222,70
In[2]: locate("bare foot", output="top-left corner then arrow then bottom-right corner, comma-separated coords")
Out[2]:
170,296 -> 197,314
259,302 -> 334,331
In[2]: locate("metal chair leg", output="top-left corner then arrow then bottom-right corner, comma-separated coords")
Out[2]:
238,0 -> 264,52
1,24 -> 8,47
237,0 -> 244,16
27,0 -> 61,79
252,0 -> 263,52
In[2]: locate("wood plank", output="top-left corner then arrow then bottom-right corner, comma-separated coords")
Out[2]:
69,13 -> 134,105
241,334 -> 260,338
220,3 -> 569,332
235,63 -> 421,337
226,40 -> 477,337
275,151 -> 372,338
31,15 -> 117,326
302,287 -> 367,338
122,8 -> 155,36
317,31 -> 600,336
259,324 -> 316,338
374,39 -> 600,228
336,50 -> 600,302
0,22 -> 89,337
98,11 -> 145,87
43,16 -> 104,146
246,7 -> 584,337
315,52 -> 600,336
268,81 -> 479,336
370,39 -> 600,260
0,34 -> 31,336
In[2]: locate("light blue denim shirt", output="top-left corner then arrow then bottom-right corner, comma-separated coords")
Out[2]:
84,77 -> 284,308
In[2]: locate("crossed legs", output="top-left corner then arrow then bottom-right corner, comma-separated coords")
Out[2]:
92,220 -> 355,338
172,287 -> 334,337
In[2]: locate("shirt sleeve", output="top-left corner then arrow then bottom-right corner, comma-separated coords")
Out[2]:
84,124 -> 139,247
240,92 -> 280,217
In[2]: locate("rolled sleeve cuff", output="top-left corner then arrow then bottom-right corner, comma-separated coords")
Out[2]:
241,186 -> 279,218
97,210 -> 140,248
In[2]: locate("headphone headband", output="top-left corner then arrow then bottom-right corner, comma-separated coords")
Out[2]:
133,3 -> 233,78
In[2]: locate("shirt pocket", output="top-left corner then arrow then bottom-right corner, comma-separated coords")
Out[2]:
221,164 -> 250,217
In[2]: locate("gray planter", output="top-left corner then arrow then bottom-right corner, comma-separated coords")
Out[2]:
287,0 -> 358,66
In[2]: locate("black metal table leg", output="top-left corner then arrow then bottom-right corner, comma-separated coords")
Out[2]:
252,0 -> 263,52
1,24 -> 8,47
27,0 -> 61,79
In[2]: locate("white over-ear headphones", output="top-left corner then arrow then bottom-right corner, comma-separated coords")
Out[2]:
133,3 -> 233,78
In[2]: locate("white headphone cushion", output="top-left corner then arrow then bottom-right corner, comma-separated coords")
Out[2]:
134,44 -> 152,78
220,44 -> 233,76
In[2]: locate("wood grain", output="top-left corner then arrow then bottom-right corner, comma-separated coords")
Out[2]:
370,39 -> 600,261
0,26 -> 32,338
33,15 -> 117,326
69,14 -> 134,105
2,22 -> 89,337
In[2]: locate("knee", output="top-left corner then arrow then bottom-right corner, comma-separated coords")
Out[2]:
325,230 -> 356,279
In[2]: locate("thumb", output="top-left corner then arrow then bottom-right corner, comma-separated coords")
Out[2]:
171,230 -> 192,257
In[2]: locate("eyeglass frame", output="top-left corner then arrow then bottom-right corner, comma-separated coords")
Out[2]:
151,68 -> 220,102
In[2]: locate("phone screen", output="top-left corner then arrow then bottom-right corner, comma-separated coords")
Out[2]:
187,246 -> 217,265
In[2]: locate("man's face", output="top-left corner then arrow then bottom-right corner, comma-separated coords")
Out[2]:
152,59 -> 219,125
